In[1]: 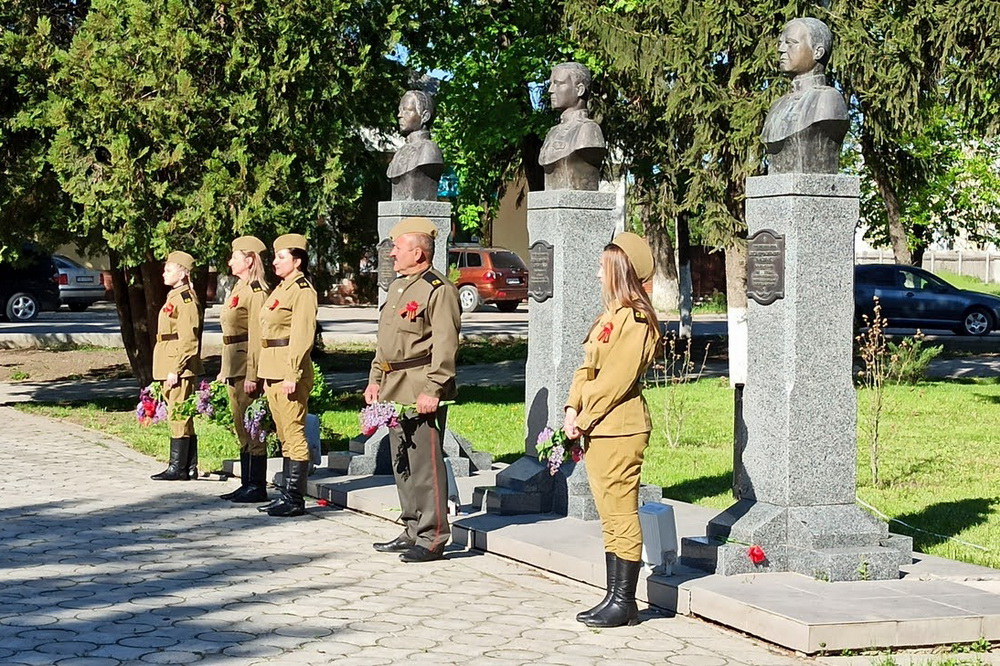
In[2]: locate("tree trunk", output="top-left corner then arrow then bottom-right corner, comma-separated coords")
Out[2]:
646,220 -> 679,314
675,211 -> 693,338
109,249 -> 166,388
861,134 -> 912,265
520,133 -> 545,192
725,242 -> 748,387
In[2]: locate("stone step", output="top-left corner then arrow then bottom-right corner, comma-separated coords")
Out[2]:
473,485 -> 551,515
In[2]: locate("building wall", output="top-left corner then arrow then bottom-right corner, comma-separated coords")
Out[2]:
491,178 -> 529,260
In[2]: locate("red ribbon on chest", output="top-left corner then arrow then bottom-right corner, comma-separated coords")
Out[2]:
268,299 -> 279,311
597,322 -> 613,343
229,295 -> 239,308
162,303 -> 175,316
400,301 -> 419,321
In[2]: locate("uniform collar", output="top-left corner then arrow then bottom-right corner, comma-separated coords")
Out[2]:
284,269 -> 304,283
169,283 -> 189,293
791,73 -> 826,93
560,108 -> 590,124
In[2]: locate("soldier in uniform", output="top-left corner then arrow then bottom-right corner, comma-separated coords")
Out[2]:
151,251 -> 205,481
563,232 -> 660,628
256,233 -> 317,517
218,236 -> 271,503
365,216 -> 460,563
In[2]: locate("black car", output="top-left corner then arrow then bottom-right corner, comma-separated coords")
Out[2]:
855,264 -> 1000,336
0,251 -> 61,321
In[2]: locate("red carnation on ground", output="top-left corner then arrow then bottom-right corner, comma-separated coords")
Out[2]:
748,545 -> 766,565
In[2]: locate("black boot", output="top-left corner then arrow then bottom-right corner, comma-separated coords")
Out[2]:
230,454 -> 269,503
267,459 -> 308,517
151,438 -> 191,481
221,451 -> 250,500
258,457 -> 290,512
583,557 -> 641,628
576,552 -> 617,622
186,433 -> 199,479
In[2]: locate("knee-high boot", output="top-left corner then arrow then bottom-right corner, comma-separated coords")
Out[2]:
267,459 -> 308,517
186,433 -> 199,479
221,451 -> 250,500
257,457 -> 290,512
230,454 -> 269,503
583,557 -> 641,628
576,552 -> 617,622
151,438 -> 191,481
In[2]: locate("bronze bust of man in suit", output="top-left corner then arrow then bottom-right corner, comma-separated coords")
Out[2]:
761,18 -> 849,174
538,62 -> 606,191
387,90 -> 445,201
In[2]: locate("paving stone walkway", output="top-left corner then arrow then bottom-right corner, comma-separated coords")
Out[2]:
0,406 -> 811,665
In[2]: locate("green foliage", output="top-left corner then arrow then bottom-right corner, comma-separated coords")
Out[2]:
401,0 -> 579,232
887,334 -> 944,385
20,0 -> 404,269
950,637 -> 992,654
309,361 -> 335,413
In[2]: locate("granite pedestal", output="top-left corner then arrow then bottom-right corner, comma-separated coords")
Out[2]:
682,174 -> 908,581
481,190 -> 660,518
377,200 -> 451,306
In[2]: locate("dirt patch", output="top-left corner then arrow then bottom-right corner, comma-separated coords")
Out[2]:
0,348 -> 134,383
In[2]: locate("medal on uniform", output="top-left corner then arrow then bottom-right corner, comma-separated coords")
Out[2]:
597,322 -> 613,343
400,301 -> 419,321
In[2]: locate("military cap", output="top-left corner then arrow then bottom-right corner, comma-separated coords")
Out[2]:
611,232 -> 654,282
166,251 -> 195,272
232,236 -> 266,254
273,233 -> 308,253
389,216 -> 437,240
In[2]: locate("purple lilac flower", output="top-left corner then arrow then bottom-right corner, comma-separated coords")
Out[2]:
537,426 -> 554,447
360,402 -> 399,435
547,443 -> 566,476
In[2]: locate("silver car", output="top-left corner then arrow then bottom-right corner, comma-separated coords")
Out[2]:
53,255 -> 107,311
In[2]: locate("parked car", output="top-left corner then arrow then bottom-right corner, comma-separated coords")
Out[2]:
448,246 -> 529,313
52,254 -> 107,311
855,264 -> 1000,336
0,251 -> 61,321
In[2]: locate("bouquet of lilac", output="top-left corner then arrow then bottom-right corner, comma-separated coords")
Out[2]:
359,400 -> 456,436
244,397 -> 278,449
535,426 -> 582,476
173,380 -> 233,429
135,383 -> 168,426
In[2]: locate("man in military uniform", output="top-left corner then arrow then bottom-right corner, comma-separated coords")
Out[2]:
151,250 -> 205,481
366,217 -> 460,562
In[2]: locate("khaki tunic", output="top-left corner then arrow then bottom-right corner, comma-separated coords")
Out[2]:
565,304 -> 660,436
219,279 -> 268,381
152,285 -> 204,380
257,271 -> 317,383
369,267 -> 460,553
368,268 -> 460,404
220,278 -> 269,455
258,270 -> 317,462
566,303 -> 660,561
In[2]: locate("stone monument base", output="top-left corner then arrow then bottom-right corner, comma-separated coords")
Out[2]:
328,426 -> 493,478
681,500 -> 913,581
474,456 -> 661,520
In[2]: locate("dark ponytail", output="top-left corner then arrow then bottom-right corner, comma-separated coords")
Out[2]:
289,248 -> 311,281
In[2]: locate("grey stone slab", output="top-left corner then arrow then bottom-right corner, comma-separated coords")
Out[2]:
746,173 -> 861,198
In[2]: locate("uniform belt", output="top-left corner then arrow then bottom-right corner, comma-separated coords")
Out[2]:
263,338 -> 290,348
223,334 -> 249,345
379,355 -> 432,373
157,333 -> 178,342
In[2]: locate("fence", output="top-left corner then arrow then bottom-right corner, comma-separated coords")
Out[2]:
856,250 -> 1000,284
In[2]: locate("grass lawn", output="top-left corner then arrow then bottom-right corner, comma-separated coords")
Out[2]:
18,377 -> 1000,569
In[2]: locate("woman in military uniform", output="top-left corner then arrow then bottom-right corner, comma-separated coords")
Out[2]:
218,236 -> 270,503
151,251 -> 205,481
255,234 -> 317,517
563,232 -> 660,628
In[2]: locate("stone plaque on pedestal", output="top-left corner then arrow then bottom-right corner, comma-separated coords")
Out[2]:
528,241 -> 554,302
376,239 -> 395,291
747,229 -> 785,306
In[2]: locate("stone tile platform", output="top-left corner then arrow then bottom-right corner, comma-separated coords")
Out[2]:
244,460 -> 1000,656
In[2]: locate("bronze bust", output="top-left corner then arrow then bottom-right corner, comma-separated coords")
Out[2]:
387,90 -> 445,201
538,62 -> 606,190
761,18 -> 849,174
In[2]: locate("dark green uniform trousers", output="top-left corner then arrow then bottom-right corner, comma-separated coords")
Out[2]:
390,409 -> 450,553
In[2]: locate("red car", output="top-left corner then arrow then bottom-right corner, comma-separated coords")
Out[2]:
448,246 -> 529,313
